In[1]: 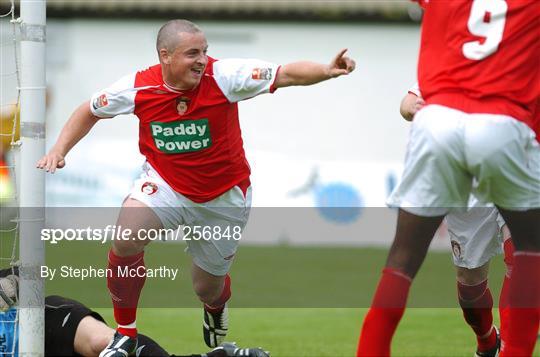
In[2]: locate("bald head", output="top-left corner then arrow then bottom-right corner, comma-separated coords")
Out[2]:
156,19 -> 202,54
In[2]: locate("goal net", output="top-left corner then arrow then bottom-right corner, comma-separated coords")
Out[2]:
1,0 -> 46,355
0,1 -> 21,355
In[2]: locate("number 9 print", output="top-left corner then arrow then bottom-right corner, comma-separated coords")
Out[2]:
463,0 -> 508,60
182,225 -> 243,241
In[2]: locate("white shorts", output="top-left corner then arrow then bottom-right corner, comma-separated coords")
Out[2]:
129,162 -> 252,276
446,196 -> 505,269
387,104 -> 540,216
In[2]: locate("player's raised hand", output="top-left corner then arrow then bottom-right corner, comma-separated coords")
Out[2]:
36,150 -> 65,173
328,49 -> 356,78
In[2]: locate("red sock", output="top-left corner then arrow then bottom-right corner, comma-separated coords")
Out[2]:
107,250 -> 147,338
500,252 -> 540,356
204,274 -> 231,313
499,239 -> 514,344
457,280 -> 496,352
499,275 -> 511,345
357,268 -> 412,357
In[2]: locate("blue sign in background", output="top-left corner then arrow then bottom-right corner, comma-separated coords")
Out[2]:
314,182 -> 363,224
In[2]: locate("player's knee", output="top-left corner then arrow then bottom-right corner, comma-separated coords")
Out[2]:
193,282 -> 222,305
386,250 -> 422,279
506,234 -> 540,252
456,266 -> 488,286
498,209 -> 540,252
387,210 -> 441,278
112,235 -> 148,256
514,235 -> 540,251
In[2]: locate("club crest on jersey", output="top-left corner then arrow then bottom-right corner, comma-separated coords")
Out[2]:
141,182 -> 158,195
92,94 -> 109,110
176,96 -> 190,115
451,241 -> 462,260
252,68 -> 272,80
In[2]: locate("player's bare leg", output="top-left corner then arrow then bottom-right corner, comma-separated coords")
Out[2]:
75,315 -> 115,356
384,210 -> 444,276
456,264 -> 489,285
497,208 -> 540,356
455,264 -> 500,356
101,197 -> 163,357
357,209 -> 444,356
192,263 -> 231,347
112,198 -> 160,256
192,263 -> 228,306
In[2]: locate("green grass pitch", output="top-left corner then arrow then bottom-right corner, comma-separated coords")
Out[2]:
48,243 -> 537,357
94,307 -> 518,356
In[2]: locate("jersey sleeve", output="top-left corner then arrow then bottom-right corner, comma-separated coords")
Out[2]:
212,59 -> 281,103
89,73 -> 137,118
408,82 -> 422,97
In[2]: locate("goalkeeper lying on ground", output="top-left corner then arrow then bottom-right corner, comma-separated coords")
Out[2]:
0,268 -> 269,357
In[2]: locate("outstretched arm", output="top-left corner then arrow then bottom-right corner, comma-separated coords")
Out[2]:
274,49 -> 355,88
36,101 -> 106,173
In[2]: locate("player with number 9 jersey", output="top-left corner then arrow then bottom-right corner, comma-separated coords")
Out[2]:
358,2 -> 539,356
415,0 -> 539,138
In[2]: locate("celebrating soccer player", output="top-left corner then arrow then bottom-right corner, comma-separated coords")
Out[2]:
357,1 -> 539,355
37,19 -> 355,357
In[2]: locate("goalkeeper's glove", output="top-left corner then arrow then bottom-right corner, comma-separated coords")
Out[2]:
0,275 -> 18,311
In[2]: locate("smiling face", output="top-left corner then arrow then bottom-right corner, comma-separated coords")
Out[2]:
159,31 -> 208,91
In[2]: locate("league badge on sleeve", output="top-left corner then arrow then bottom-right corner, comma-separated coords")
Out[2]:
141,182 -> 158,195
92,93 -> 109,110
252,68 -> 273,81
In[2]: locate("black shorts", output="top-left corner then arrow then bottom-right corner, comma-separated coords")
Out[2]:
45,295 -> 106,356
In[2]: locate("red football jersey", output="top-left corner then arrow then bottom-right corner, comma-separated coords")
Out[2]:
90,57 -> 280,203
415,0 -> 540,137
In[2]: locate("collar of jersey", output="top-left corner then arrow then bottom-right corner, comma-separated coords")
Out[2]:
163,81 -> 197,94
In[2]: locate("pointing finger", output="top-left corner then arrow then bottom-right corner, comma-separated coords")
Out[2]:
332,48 -> 348,65
335,48 -> 348,59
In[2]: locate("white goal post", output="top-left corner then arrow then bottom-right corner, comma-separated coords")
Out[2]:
18,0 -> 46,355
